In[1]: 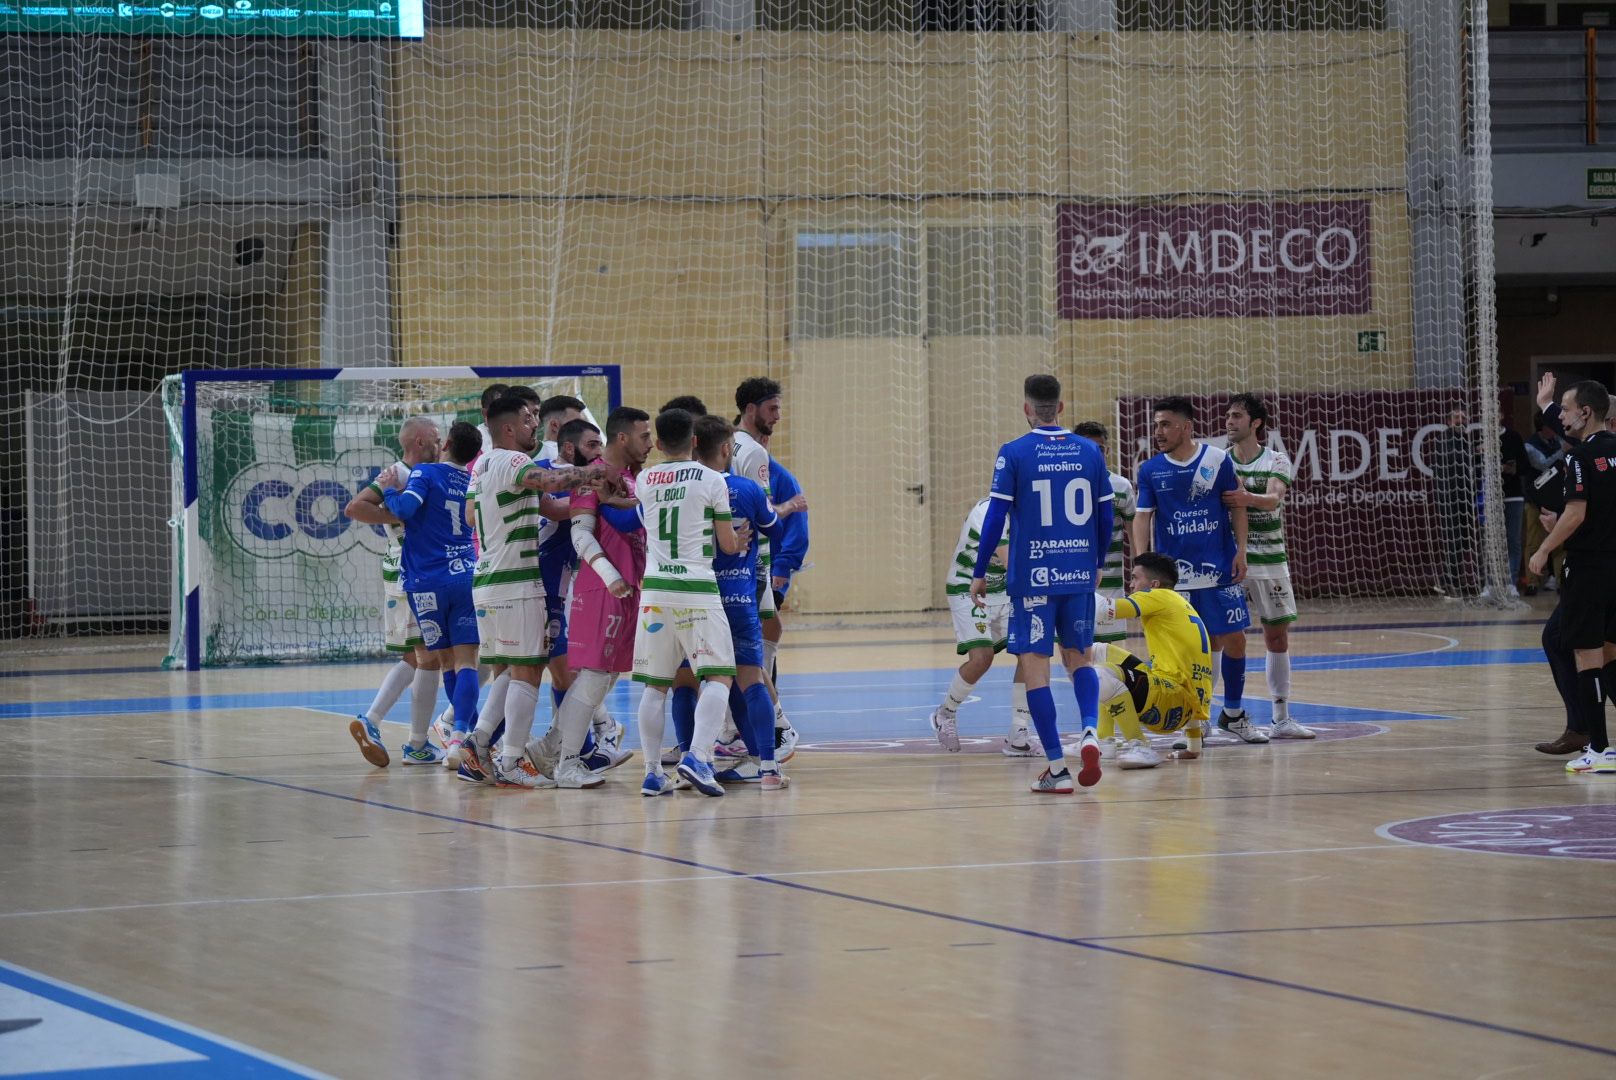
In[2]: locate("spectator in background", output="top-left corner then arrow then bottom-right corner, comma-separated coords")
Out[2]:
1429,406 -> 1479,598
1500,410 -> 1532,596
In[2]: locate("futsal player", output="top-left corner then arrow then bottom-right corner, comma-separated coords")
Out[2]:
970,375 -> 1113,793
536,394 -> 587,463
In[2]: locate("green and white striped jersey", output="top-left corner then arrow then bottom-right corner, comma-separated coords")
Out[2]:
638,459 -> 732,609
1232,445 -> 1294,579
946,499 -> 1007,596
470,448 -> 550,602
1100,471 -> 1136,593
370,461 -> 408,600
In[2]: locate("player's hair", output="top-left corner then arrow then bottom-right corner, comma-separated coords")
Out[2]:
656,407 -> 696,452
1133,552 -> 1179,588
693,414 -> 734,461
1566,380 -> 1611,420
605,406 -> 650,443
1073,420 -> 1108,442
1154,396 -> 1195,422
538,394 -> 586,426
1023,375 -> 1061,422
480,383 -> 512,412
662,395 -> 708,416
1228,392 -> 1270,438
735,377 -> 782,413
400,415 -> 436,443
485,394 -> 527,427
446,421 -> 483,465
556,416 -> 599,447
509,385 -> 541,406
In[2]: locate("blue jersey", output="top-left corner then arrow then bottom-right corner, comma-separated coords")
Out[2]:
988,425 -> 1112,596
533,460 -> 578,598
716,475 -> 782,609
1135,443 -> 1240,590
769,460 -> 808,581
383,462 -> 476,593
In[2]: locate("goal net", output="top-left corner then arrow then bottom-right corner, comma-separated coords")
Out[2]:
7,1 -> 1507,651
160,367 -> 618,668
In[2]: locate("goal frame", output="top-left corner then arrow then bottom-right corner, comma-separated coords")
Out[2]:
172,364 -> 622,671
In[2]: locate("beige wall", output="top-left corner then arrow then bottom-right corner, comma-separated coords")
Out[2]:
388,29 -> 1414,611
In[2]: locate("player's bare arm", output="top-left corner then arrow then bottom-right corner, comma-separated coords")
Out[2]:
1131,508 -> 1154,555
1222,476 -> 1288,512
1229,505 -> 1249,583
1529,500 -> 1585,577
540,495 -> 570,522
344,484 -> 401,527
714,517 -> 749,556
771,493 -> 808,517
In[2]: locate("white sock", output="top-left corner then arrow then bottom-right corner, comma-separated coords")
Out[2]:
475,671 -> 512,739
762,638 -> 779,678
1209,654 -> 1221,710
408,667 -> 440,744
591,675 -> 619,735
365,661 -> 415,724
478,664 -> 494,684
1267,651 -> 1292,722
1011,681 -> 1031,732
941,671 -> 973,715
502,680 -> 539,759
692,681 -> 731,763
555,668 -> 611,756
638,685 -> 669,774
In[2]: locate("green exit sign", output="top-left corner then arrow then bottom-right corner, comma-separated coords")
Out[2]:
1591,168 -> 1616,201
1358,330 -> 1386,353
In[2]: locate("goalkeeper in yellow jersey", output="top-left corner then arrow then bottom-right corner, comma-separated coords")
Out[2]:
1095,552 -> 1216,763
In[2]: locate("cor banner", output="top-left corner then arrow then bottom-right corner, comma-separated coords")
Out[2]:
1058,200 -> 1372,319
1118,391 -> 1502,598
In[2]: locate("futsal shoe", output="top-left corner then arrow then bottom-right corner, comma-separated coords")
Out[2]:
641,771 -> 678,797
1031,766 -> 1074,794
1002,729 -> 1039,757
714,735 -> 749,760
430,714 -> 455,750
349,717 -> 391,768
776,724 -> 800,764
930,708 -> 961,753
459,733 -> 498,786
400,740 -> 446,766
583,739 -> 634,773
715,758 -> 764,784
1566,747 -> 1616,774
596,716 -> 626,747
496,756 -> 557,790
660,746 -> 684,767
677,752 -> 725,797
444,733 -> 468,769
1098,734 -> 1123,762
1269,717 -> 1316,740
524,729 -> 562,780
1116,740 -> 1162,770
553,755 -> 606,789
1075,730 -> 1103,787
760,768 -> 790,791
1218,710 -> 1270,744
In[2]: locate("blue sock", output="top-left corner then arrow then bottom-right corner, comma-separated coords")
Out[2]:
1026,686 -> 1063,766
745,683 -> 776,766
1071,666 -> 1099,733
440,668 -> 462,731
450,667 -> 479,735
552,687 -> 565,712
672,685 -> 697,752
730,684 -> 761,758
1222,654 -> 1247,712
581,730 -> 596,757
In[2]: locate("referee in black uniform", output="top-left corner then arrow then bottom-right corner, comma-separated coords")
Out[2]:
1529,380 -> 1616,773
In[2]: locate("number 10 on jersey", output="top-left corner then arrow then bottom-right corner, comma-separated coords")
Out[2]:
1030,477 -> 1093,527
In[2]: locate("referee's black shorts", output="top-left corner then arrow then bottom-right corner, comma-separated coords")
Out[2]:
1560,554 -> 1616,650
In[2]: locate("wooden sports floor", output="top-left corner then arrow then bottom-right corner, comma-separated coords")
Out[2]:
2,598 -> 1614,1079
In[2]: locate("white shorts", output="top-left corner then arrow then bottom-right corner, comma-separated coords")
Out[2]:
1243,573 -> 1299,626
474,594 -> 548,665
632,604 -> 737,685
1094,590 -> 1127,643
384,594 -> 422,653
947,591 -> 1009,654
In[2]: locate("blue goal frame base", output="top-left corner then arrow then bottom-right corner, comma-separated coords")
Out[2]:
176,365 -> 622,671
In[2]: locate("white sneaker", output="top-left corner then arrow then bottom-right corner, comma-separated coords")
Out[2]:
525,728 -> 561,779
430,714 -> 455,750
595,716 -> 626,747
1076,731 -> 1102,788
713,735 -> 749,760
553,755 -> 605,789
1566,747 -> 1616,774
496,755 -> 556,789
1002,729 -> 1039,757
445,733 -> 467,768
660,746 -> 684,767
776,724 -> 800,764
1098,735 -> 1124,762
1218,710 -> 1270,744
1117,740 -> 1163,770
930,708 -> 960,752
1269,717 -> 1316,740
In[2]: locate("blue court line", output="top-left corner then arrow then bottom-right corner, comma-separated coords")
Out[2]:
0,960 -> 329,1079
149,758 -> 1616,1062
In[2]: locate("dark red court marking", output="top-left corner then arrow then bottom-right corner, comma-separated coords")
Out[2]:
1378,805 -> 1616,862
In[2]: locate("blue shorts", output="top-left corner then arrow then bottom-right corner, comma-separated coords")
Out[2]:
723,597 -> 764,670
1186,584 -> 1251,637
408,583 -> 479,651
1007,592 -> 1095,656
545,593 -> 569,658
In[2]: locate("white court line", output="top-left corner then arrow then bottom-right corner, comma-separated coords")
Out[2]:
0,842 -> 1413,921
